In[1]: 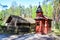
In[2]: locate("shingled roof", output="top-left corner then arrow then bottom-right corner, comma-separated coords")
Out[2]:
36,4 -> 43,13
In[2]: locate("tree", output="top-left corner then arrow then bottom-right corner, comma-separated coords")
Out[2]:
32,6 -> 37,19
42,0 -> 53,18
53,0 -> 60,30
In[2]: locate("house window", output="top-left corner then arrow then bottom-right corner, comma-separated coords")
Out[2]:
36,22 -> 40,25
48,21 -> 51,27
16,23 -> 21,26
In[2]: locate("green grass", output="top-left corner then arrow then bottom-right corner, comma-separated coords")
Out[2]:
53,29 -> 60,35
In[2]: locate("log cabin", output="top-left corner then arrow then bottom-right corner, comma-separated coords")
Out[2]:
5,15 -> 35,34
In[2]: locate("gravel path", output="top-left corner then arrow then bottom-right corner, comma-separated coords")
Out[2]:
0,33 -> 57,40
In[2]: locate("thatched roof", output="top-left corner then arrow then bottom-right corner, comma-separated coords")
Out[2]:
24,18 -> 35,24
6,15 -> 35,24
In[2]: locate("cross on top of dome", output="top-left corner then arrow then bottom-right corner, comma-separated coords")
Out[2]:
36,2 -> 43,13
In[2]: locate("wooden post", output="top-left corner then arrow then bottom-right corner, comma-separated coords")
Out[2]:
15,19 -> 18,34
44,21 -> 48,34
39,21 -> 42,34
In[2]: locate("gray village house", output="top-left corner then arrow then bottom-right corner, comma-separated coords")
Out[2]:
5,15 -> 35,34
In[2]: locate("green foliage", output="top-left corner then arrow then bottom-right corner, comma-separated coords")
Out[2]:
42,2 -> 53,18
0,11 -> 5,25
55,22 -> 59,29
47,3 -> 53,18
53,0 -> 60,34
14,7 -> 20,16
32,6 -> 37,19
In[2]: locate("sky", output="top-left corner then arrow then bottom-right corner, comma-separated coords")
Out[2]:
0,0 -> 43,11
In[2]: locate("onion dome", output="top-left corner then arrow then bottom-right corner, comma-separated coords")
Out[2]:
36,3 -> 43,13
